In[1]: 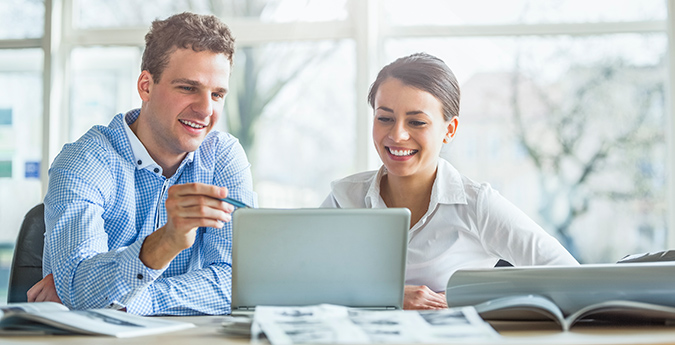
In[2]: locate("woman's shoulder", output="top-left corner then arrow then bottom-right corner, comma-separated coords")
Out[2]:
331,170 -> 378,188
323,170 -> 379,208
437,159 -> 492,200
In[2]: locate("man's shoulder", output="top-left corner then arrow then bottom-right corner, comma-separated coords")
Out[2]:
54,117 -> 128,167
197,131 -> 246,162
201,131 -> 238,149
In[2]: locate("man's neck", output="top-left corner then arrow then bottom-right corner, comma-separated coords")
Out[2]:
128,117 -> 184,178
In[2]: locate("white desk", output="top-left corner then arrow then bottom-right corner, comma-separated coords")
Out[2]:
3,316 -> 675,345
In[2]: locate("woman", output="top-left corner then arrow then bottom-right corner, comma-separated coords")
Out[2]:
321,53 -> 578,310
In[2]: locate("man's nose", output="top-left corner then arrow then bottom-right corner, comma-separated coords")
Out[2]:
192,92 -> 214,117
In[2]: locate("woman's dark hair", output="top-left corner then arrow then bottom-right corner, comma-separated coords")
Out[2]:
141,12 -> 235,83
367,53 -> 460,121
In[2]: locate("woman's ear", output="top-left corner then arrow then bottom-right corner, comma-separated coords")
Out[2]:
137,70 -> 153,102
443,116 -> 459,144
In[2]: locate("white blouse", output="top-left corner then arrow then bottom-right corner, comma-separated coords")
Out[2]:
320,158 -> 579,292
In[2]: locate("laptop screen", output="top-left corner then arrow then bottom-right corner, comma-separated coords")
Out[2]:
231,208 -> 410,312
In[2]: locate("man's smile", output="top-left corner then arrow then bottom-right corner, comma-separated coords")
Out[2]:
179,119 -> 207,129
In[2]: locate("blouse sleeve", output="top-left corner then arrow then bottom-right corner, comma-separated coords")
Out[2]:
475,184 -> 579,266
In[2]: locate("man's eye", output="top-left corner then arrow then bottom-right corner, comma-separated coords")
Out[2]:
213,93 -> 225,99
180,86 -> 194,91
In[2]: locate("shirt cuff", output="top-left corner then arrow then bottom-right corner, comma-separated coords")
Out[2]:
114,238 -> 166,310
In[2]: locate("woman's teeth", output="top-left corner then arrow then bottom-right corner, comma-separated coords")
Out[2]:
388,148 -> 417,156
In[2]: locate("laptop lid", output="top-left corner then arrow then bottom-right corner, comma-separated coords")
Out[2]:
231,208 -> 410,313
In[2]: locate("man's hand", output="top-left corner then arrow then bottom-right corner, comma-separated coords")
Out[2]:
403,285 -> 448,310
27,273 -> 62,303
140,183 -> 234,269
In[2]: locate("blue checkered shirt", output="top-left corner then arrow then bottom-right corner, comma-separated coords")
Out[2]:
42,109 -> 257,316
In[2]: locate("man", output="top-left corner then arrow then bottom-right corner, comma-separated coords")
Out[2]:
26,12 -> 256,316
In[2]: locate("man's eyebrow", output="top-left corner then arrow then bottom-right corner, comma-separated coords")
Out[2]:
171,78 -> 200,86
171,78 -> 228,93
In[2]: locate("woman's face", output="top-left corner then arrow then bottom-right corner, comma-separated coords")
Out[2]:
372,77 -> 457,180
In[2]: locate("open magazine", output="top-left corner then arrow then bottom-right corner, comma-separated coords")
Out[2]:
250,304 -> 499,344
446,262 -> 675,331
0,302 -> 195,337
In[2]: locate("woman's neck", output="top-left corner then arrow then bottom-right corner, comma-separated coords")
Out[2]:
380,167 -> 438,227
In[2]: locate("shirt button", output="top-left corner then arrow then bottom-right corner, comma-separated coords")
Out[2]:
137,160 -> 142,165
137,273 -> 144,280
153,168 -> 160,173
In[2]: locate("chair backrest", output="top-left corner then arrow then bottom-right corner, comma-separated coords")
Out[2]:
7,203 -> 45,303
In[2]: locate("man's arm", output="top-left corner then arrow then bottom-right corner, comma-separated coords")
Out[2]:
34,183 -> 238,314
121,140 -> 256,315
139,183 -> 232,270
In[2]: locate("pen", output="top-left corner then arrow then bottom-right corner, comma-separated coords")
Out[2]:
221,197 -> 253,209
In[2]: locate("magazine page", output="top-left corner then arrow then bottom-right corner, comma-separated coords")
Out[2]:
473,294 -> 565,326
2,308 -> 195,337
0,302 -> 69,317
565,300 -> 675,331
446,262 -> 675,317
252,304 -> 499,344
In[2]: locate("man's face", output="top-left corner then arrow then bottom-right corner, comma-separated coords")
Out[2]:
137,48 -> 231,161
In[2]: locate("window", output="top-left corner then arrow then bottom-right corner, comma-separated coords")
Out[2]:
387,33 -> 667,262
0,48 -> 43,301
0,0 -> 673,303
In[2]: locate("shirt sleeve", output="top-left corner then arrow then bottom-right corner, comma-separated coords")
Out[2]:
123,228 -> 233,315
474,183 -> 579,266
44,142 -> 167,311
124,137 -> 257,315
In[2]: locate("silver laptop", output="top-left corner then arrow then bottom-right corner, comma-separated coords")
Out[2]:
231,208 -> 410,315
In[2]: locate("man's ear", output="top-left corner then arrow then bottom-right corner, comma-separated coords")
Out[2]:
137,70 -> 153,102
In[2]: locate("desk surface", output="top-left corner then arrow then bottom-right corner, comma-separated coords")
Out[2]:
3,316 -> 675,345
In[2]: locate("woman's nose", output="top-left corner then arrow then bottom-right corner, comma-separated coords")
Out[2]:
389,121 -> 410,141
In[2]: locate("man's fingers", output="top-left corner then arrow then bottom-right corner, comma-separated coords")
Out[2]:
169,183 -> 228,200
26,285 -> 40,302
170,205 -> 232,225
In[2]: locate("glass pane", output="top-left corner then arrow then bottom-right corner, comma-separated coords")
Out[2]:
70,47 -> 142,142
69,41 -> 356,209
385,0 -> 666,26
75,0 -> 348,28
0,0 -> 44,39
385,33 -> 668,264
222,40 -> 356,207
0,49 -> 43,302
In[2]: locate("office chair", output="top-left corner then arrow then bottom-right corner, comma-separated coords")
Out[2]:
7,203 -> 45,303
495,259 -> 513,267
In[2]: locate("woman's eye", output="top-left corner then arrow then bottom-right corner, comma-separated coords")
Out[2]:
377,116 -> 393,123
410,121 -> 426,126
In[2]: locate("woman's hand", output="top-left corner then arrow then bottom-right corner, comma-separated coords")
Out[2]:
403,285 -> 448,310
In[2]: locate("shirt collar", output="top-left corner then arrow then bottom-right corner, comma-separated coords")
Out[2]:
432,158 -> 468,205
364,158 -> 467,207
364,166 -> 388,208
122,110 -> 195,176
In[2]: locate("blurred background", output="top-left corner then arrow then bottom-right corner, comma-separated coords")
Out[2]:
0,0 -> 672,302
